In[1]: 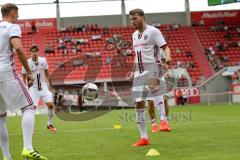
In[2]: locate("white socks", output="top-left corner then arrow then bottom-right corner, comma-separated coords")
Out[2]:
47,109 -> 54,126
22,109 -> 35,150
0,116 -> 11,158
136,109 -> 148,139
153,96 -> 167,121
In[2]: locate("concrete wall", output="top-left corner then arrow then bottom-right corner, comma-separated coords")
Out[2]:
61,12 -> 187,27
200,68 -> 232,104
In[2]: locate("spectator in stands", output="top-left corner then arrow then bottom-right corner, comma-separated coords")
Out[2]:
103,26 -> 109,34
73,58 -> 83,67
76,44 -> 82,52
86,52 -> 94,58
221,55 -> 229,63
186,60 -> 195,70
60,25 -> 67,32
224,25 -> 228,31
185,50 -> 193,57
58,37 -> 64,43
106,56 -> 111,65
82,25 -> 86,32
44,44 -> 55,54
237,26 -> 240,37
172,23 -> 179,30
224,31 -> 232,40
92,34 -> 101,40
31,20 -> 37,33
75,38 -> 88,45
71,44 -> 77,54
215,42 -> 225,51
86,24 -> 91,32
64,34 -> 71,43
237,41 -> 240,47
93,24 -> 99,32
76,24 -> 82,32
176,48 -> 181,54
58,41 -> 66,50
95,51 -> 101,57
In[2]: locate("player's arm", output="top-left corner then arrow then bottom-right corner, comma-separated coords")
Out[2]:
11,38 -> 33,87
44,69 -> 53,88
152,29 -> 171,62
161,45 -> 171,63
43,58 -> 53,88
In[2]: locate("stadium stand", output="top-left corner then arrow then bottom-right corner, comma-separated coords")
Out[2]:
14,25 -> 205,85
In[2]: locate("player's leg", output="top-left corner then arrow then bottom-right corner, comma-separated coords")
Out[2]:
45,102 -> 57,132
147,100 -> 158,133
0,111 -> 11,160
40,86 -> 57,132
132,101 -> 150,147
0,82 -> 11,160
163,95 -> 169,117
2,79 -> 48,160
148,78 -> 171,131
132,74 -> 149,147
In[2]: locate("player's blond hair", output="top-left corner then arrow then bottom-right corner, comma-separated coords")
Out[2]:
1,3 -> 18,17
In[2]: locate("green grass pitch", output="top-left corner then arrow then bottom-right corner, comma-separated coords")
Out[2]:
2,103 -> 240,160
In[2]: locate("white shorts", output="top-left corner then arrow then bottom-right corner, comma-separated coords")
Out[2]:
29,84 -> 53,106
0,78 -> 33,114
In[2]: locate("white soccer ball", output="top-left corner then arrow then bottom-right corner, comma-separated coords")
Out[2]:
82,83 -> 99,101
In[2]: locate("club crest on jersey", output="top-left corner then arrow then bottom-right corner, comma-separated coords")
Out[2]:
144,34 -> 148,40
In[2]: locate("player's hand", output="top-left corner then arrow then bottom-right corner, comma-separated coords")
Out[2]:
27,73 -> 34,88
126,72 -> 134,81
165,56 -> 171,64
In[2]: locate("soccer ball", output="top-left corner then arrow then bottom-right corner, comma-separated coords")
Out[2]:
82,83 -> 99,101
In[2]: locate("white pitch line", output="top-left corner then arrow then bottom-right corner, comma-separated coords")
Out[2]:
8,119 -> 240,136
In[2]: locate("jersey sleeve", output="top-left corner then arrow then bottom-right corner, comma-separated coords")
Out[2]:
22,66 -> 27,74
43,58 -> 49,70
152,28 -> 166,48
8,24 -> 21,38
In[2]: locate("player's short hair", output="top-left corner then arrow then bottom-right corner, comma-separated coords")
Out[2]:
129,8 -> 144,17
30,45 -> 39,52
1,3 -> 18,17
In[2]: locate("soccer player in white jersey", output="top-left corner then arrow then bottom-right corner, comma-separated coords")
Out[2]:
128,9 -> 171,147
22,45 -> 57,132
0,3 -> 47,160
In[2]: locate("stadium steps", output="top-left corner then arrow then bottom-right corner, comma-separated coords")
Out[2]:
182,27 -> 213,79
33,30 -> 45,56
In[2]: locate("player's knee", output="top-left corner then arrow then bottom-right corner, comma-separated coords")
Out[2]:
47,103 -> 54,109
136,101 -> 145,109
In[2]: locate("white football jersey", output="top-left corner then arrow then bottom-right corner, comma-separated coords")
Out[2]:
22,57 -> 48,90
132,25 -> 166,66
0,21 -> 21,81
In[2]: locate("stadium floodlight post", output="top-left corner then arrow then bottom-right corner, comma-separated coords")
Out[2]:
185,0 -> 191,26
55,0 -> 61,30
121,0 -> 127,26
